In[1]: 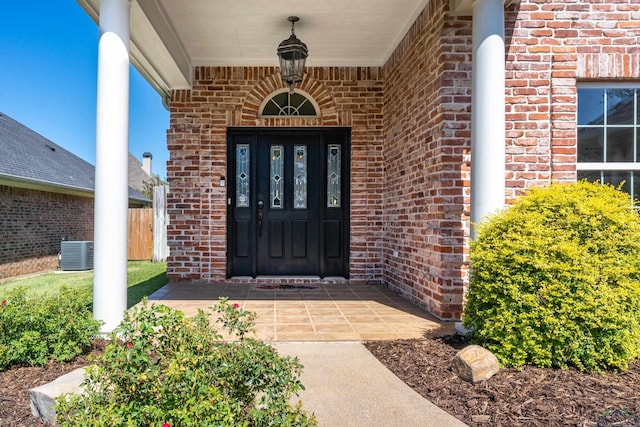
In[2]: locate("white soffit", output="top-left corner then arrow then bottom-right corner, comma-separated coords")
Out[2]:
132,0 -> 192,94
158,0 -> 430,67
77,0 -> 517,95
77,0 -> 192,97
78,0 -> 429,94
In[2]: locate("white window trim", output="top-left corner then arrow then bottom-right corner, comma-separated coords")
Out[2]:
577,83 -> 640,206
577,163 -> 640,171
577,83 -> 640,164
578,82 -> 640,89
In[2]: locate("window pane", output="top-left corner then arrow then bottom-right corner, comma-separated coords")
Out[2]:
606,127 -> 634,162
262,94 -> 287,115
637,128 -> 640,162
579,170 -> 636,206
578,86 -> 640,207
236,144 -> 250,207
607,89 -> 634,125
327,144 -> 341,207
297,98 -> 317,115
578,88 -> 605,125
270,146 -> 284,209
577,170 -> 603,183
603,171 -> 631,195
294,145 -> 307,209
261,91 -> 318,116
577,127 -> 604,162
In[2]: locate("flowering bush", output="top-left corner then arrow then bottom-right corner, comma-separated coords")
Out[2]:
56,298 -> 317,426
0,287 -> 100,370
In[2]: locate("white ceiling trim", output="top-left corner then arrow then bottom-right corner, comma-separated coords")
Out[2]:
77,0 -> 191,97
192,0 -> 432,68
134,0 -> 191,90
76,0 -> 519,96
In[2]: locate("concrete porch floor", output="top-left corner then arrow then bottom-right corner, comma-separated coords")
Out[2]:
148,282 -> 455,342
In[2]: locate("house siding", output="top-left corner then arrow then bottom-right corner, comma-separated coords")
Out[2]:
0,185 -> 93,279
165,0 -> 640,320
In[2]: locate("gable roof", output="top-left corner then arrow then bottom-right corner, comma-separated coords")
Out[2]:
0,112 -> 150,204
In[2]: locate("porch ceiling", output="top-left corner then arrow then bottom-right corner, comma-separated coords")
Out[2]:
76,0 -> 486,97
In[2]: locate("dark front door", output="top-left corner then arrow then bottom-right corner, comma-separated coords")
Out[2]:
227,128 -> 349,278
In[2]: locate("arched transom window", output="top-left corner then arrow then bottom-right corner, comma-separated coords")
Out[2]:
260,89 -> 319,117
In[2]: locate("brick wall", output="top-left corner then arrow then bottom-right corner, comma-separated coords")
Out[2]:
165,0 -> 640,320
505,0 -> 640,198
382,0 -> 470,319
167,67 -> 385,283
0,185 -> 94,279
374,0 -> 639,319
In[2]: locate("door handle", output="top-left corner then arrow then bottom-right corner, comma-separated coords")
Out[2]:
257,200 -> 264,237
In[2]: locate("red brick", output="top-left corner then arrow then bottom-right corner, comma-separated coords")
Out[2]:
0,186 -> 93,279
165,0 -> 640,321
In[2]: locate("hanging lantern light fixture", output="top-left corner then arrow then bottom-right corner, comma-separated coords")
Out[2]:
277,16 -> 308,93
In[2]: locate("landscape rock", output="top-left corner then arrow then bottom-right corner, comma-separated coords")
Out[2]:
452,344 -> 499,383
29,367 -> 86,425
454,321 -> 472,336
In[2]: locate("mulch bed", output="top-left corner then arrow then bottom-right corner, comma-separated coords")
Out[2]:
365,336 -> 640,427
0,340 -> 106,427
2,337 -> 640,426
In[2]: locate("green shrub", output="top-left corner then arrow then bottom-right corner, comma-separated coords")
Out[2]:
0,287 -> 101,370
463,181 -> 640,371
56,298 -> 317,427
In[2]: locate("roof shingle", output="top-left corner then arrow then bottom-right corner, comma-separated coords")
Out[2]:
0,112 -> 150,203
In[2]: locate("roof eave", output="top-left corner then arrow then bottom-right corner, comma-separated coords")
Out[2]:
0,174 -> 151,205
0,174 -> 94,198
76,0 -> 192,99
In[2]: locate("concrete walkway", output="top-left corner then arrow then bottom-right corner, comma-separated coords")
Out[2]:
148,283 -> 469,426
276,342 -> 468,427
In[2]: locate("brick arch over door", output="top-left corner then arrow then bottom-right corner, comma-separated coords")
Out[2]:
167,66 -> 384,289
240,72 -> 340,126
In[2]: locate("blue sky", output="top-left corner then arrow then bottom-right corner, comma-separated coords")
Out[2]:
0,2 -> 170,179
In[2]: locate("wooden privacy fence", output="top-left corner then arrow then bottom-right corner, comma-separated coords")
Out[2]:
127,186 -> 169,261
128,208 -> 153,260
152,185 -> 169,262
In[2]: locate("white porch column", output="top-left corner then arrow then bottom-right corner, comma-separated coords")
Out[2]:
470,0 -> 506,238
93,0 -> 131,333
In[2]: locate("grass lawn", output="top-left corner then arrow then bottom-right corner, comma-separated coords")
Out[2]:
0,261 -> 167,308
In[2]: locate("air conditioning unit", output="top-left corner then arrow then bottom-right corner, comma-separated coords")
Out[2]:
60,241 -> 94,271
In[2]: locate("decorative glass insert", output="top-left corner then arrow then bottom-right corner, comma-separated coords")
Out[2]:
294,145 -> 308,209
236,144 -> 250,207
270,146 -> 284,209
261,91 -> 318,116
577,84 -> 640,207
327,144 -> 341,207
